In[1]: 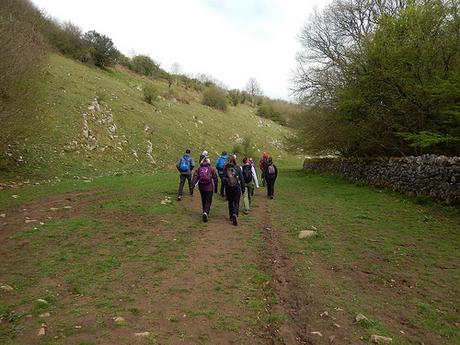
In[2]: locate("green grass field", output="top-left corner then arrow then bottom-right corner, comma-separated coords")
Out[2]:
0,54 -> 299,181
1,169 -> 458,344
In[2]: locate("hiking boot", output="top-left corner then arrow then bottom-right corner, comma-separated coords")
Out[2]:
232,214 -> 238,226
177,195 -> 182,201
243,210 -> 249,215
202,212 -> 208,223
270,196 -> 274,199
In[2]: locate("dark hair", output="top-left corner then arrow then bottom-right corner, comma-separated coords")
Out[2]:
185,149 -> 191,154
222,151 -> 227,156
242,157 -> 248,164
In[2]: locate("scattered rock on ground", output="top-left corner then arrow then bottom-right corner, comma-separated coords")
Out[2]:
311,331 -> 323,336
1,284 -> 14,291
39,312 -> 50,318
329,335 -> 336,344
36,299 -> 48,304
298,230 -> 317,239
0,214 -> 5,218
333,323 -> 341,328
38,325 -> 46,336
320,311 -> 329,317
12,195 -> 19,198
113,316 -> 125,324
134,332 -> 150,337
49,207 -> 59,211
355,313 -> 368,322
370,335 -> 392,344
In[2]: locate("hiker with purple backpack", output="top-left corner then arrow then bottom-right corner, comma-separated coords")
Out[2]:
223,155 -> 245,226
191,158 -> 218,222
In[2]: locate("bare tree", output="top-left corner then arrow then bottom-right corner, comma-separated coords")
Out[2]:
245,77 -> 262,105
292,0 -> 408,105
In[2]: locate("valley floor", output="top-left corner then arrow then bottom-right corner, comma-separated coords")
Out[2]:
0,170 -> 459,344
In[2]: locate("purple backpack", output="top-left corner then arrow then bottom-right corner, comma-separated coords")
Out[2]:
198,166 -> 213,185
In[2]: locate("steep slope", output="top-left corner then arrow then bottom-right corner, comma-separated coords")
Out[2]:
0,54 -> 295,180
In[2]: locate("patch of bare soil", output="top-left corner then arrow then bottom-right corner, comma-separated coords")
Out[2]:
255,198 -> 354,345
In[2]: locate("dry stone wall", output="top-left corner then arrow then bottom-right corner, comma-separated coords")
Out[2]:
303,155 -> 460,205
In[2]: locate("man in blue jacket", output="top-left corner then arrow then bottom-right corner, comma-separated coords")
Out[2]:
176,149 -> 195,201
215,151 -> 228,197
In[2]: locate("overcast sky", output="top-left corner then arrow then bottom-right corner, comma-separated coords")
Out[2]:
31,0 -> 331,100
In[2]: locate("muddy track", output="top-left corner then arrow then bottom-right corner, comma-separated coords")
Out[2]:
255,198 -> 314,345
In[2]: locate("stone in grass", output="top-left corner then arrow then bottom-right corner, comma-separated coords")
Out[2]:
36,299 -> 48,304
298,230 -> 317,239
355,313 -> 369,322
38,325 -> 46,336
0,213 -> 5,218
39,312 -> 50,318
113,316 -> 125,324
134,332 -> 150,337
1,284 -> 14,291
370,334 -> 392,344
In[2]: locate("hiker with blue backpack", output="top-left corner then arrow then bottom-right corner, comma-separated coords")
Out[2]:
223,155 -> 245,226
176,149 -> 195,201
191,158 -> 218,222
215,151 -> 228,197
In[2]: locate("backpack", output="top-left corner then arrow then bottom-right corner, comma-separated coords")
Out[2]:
226,166 -> 238,187
198,166 -> 213,185
179,156 -> 190,172
242,165 -> 253,184
216,156 -> 225,170
267,164 -> 276,177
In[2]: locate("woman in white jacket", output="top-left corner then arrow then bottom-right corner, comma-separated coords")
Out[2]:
242,157 -> 259,214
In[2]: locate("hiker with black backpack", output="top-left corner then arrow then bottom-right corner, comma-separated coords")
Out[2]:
223,155 -> 245,226
259,152 -> 269,187
176,149 -> 195,201
191,158 -> 218,222
264,157 -> 278,199
215,151 -> 228,197
242,157 -> 259,214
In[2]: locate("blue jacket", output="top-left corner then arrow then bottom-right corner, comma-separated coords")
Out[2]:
215,154 -> 228,174
176,154 -> 195,175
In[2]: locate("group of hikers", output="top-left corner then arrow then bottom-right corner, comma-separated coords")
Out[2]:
176,149 -> 278,225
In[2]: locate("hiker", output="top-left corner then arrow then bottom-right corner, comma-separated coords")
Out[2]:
264,157 -> 278,199
215,151 -> 228,197
259,152 -> 269,187
223,155 -> 245,225
191,158 -> 218,222
249,157 -> 257,196
176,149 -> 195,201
199,150 -> 209,164
242,157 -> 259,214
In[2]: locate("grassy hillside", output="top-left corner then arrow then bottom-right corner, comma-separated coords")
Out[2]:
0,54 -> 297,181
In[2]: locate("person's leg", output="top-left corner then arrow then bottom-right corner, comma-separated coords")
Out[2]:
248,183 -> 253,204
267,179 -> 274,198
243,186 -> 250,213
200,190 -> 206,212
226,187 -> 234,219
219,175 -> 225,197
187,174 -> 193,195
204,191 -> 213,215
178,174 -> 186,199
233,187 -> 241,217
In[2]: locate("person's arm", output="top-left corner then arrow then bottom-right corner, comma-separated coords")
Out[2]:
238,167 -> 245,192
190,157 -> 195,171
176,158 -> 181,171
251,166 -> 259,188
212,168 -> 218,193
274,165 -> 278,180
191,168 -> 199,188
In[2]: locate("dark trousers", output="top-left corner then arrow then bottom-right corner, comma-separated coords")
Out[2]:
266,178 -> 275,197
178,174 -> 192,196
218,174 -> 225,196
226,186 -> 241,218
200,190 -> 213,214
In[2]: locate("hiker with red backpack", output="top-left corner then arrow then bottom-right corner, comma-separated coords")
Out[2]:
176,149 -> 195,201
259,152 -> 269,187
223,155 -> 245,226
242,157 -> 259,214
264,157 -> 278,199
191,158 -> 218,222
